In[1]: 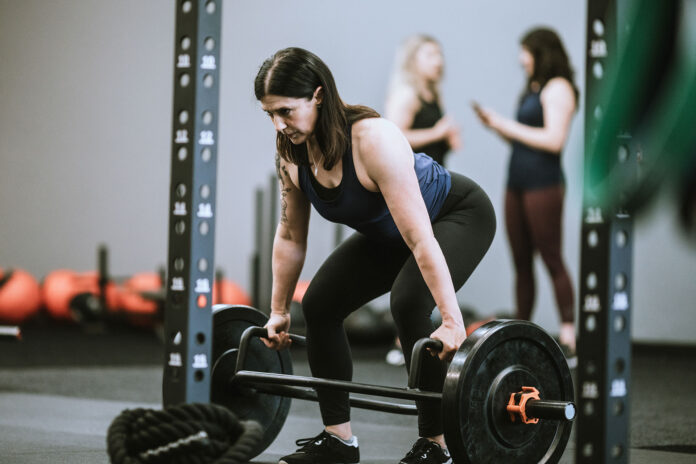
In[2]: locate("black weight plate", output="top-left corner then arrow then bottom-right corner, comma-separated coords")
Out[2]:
442,320 -> 574,464
211,304 -> 292,459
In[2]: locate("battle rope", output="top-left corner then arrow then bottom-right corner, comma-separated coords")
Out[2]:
107,402 -> 263,464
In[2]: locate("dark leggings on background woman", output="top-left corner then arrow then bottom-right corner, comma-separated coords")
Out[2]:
505,185 -> 574,323
300,173 -> 496,438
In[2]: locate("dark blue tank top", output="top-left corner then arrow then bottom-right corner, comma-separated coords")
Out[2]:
507,91 -> 564,190
298,137 -> 451,241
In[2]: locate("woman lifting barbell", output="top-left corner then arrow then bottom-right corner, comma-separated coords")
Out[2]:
255,47 -> 496,464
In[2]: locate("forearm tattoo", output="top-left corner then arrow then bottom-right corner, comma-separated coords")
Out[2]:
275,153 -> 292,224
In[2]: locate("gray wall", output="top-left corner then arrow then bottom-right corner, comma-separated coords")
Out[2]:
1,0 -> 694,343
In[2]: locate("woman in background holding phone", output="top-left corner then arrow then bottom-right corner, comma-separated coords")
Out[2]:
473,27 -> 579,364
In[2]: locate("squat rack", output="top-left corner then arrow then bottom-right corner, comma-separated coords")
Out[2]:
162,0 -> 222,406
578,0 -> 693,462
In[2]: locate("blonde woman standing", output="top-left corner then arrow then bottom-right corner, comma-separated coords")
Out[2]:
385,35 -> 461,167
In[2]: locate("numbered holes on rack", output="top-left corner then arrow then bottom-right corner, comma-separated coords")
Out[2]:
181,36 -> 191,51
592,61 -> 604,79
199,221 -> 210,236
594,105 -> 603,121
586,272 -> 598,290
585,314 -> 597,332
616,230 -> 628,248
617,144 -> 629,163
593,19 -> 605,36
175,221 -> 186,235
582,443 -> 594,458
585,359 -> 597,376
583,401 -> 595,417
587,230 -> 599,248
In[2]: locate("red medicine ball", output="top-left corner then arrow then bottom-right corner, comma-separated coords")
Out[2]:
0,268 -> 42,324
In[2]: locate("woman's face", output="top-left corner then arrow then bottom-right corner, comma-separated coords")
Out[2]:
414,41 -> 444,82
261,90 -> 321,144
519,46 -> 534,77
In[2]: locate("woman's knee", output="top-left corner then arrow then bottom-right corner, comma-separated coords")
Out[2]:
390,290 -> 432,330
538,248 -> 566,276
301,284 -> 331,324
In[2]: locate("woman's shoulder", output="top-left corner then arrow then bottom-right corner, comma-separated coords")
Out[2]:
542,77 -> 575,96
390,83 -> 419,100
352,117 -> 401,140
351,118 -> 406,158
540,77 -> 576,106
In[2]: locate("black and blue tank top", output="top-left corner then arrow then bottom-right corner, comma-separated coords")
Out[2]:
298,129 -> 451,242
507,90 -> 565,190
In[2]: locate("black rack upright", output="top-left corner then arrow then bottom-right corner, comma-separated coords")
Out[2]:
163,0 -> 222,406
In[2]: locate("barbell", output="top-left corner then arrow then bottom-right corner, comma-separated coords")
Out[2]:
210,305 -> 575,463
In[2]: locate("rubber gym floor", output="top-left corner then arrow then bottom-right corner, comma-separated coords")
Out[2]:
1,323 -> 694,464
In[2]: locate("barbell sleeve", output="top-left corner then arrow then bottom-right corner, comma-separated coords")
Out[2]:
525,399 -> 576,421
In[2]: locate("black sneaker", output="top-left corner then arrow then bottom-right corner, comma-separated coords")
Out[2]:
399,438 -> 452,464
279,430 -> 360,464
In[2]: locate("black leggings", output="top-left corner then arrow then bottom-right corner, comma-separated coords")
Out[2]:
301,173 -> 496,437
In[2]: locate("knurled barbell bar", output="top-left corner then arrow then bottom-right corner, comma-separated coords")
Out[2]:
210,305 -> 575,463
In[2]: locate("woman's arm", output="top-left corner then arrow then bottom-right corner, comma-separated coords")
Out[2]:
385,86 -> 455,151
476,78 -> 576,153
263,155 -> 311,349
353,118 -> 465,361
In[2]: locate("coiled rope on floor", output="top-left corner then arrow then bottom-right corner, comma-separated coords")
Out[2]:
107,402 -> 263,464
